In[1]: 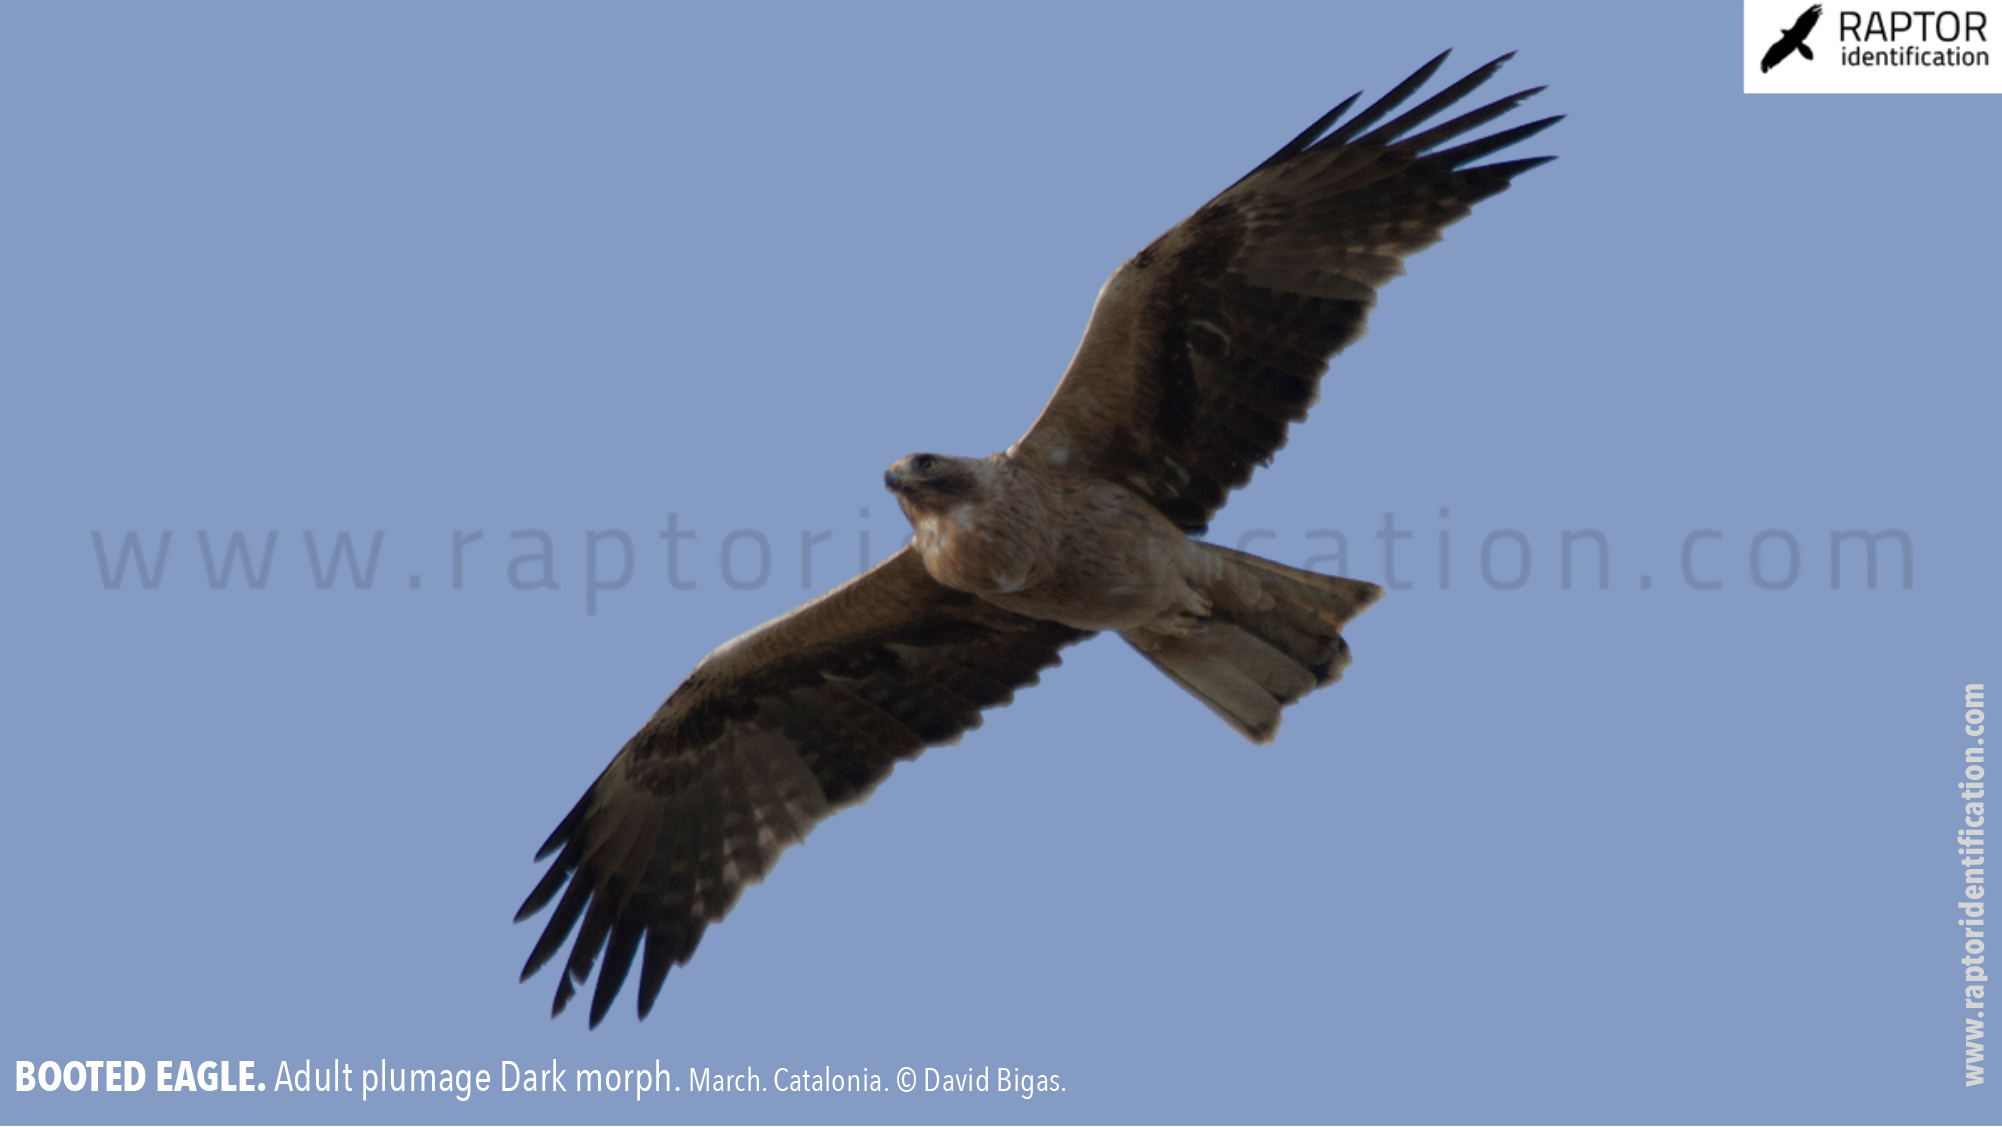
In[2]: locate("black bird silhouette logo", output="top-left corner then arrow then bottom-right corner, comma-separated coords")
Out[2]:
1762,4 -> 1822,72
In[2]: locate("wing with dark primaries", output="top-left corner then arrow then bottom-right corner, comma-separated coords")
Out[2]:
1791,4 -> 1822,37
515,546 -> 1091,1026
1016,51 -> 1560,534
1761,38 -> 1796,72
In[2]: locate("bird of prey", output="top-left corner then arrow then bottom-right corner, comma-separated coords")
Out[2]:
1762,4 -> 1822,72
516,51 -> 1558,1027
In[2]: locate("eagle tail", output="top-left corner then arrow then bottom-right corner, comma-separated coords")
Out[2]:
1123,545 -> 1383,744
1798,43 -> 1814,61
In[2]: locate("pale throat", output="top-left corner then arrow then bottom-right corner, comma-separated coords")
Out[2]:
908,500 -> 1031,596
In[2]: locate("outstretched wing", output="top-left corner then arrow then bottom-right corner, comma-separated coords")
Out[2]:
1791,4 -> 1822,37
1761,38 -> 1797,72
515,546 -> 1090,1026
1014,51 -> 1559,534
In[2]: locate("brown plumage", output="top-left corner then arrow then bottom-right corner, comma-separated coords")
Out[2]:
518,50 -> 1558,1026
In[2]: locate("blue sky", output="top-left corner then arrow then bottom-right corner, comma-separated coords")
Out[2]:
2,2 -> 1995,1124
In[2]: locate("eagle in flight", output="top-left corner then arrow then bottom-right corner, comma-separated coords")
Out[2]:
517,51 -> 1558,1026
1761,4 -> 1822,72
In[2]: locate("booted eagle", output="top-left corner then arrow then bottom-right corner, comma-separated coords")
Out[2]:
517,51 -> 1558,1026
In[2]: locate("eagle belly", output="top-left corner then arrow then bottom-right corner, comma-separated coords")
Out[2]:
914,475 -> 1201,635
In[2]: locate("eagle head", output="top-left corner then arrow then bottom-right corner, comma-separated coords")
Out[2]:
884,453 -> 986,514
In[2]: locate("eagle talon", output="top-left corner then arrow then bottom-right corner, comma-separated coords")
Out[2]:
1154,591 -> 1214,637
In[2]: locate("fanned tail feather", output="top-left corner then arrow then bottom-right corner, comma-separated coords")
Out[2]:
1124,544 -> 1383,743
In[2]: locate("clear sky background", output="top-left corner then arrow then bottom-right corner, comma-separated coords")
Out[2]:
2,3 -> 1995,1124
